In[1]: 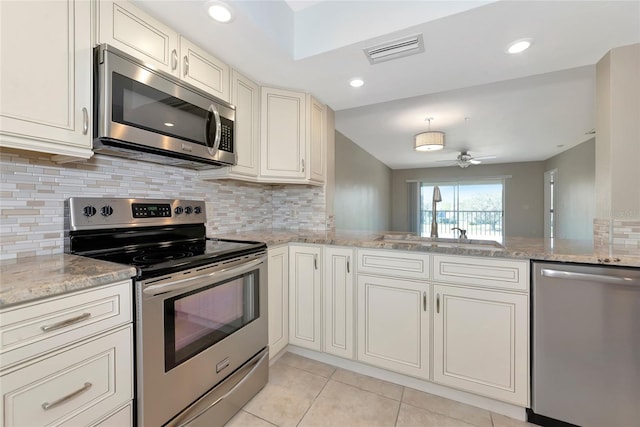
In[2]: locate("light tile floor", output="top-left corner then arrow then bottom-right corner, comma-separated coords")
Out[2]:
226,352 -> 537,427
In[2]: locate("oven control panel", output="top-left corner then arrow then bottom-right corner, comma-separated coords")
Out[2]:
132,203 -> 172,218
67,198 -> 206,230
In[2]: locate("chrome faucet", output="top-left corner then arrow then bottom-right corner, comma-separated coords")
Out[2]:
452,227 -> 468,240
430,186 -> 442,238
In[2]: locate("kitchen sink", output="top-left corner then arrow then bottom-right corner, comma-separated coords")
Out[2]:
379,235 -> 506,250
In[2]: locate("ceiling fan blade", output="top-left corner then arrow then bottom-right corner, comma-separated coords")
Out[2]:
435,159 -> 457,163
472,155 -> 496,161
469,159 -> 481,165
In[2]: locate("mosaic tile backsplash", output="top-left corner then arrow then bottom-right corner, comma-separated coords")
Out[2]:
0,149 -> 326,260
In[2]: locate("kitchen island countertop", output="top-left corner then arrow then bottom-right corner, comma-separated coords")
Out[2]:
210,229 -> 640,268
0,254 -> 136,308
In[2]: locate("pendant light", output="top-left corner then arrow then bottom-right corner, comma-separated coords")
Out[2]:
414,118 -> 445,152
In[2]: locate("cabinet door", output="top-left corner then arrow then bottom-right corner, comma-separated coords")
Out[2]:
0,0 -> 92,158
357,275 -> 429,378
230,70 -> 260,177
289,245 -> 321,350
323,247 -> 354,359
432,284 -> 529,406
0,325 -> 133,427
268,246 -> 289,358
97,0 -> 179,76
179,37 -> 230,102
260,87 -> 306,181
307,95 -> 326,183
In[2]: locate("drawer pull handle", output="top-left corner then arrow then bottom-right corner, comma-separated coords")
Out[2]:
41,312 -> 91,332
42,382 -> 92,410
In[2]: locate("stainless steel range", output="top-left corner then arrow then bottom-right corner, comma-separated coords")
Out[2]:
66,197 -> 268,427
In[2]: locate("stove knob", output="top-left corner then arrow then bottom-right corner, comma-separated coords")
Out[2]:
184,206 -> 193,215
194,206 -> 202,214
82,205 -> 97,217
100,205 -> 114,217
175,206 -> 183,215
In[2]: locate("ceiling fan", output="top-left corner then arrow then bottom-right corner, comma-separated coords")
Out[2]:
437,151 -> 496,168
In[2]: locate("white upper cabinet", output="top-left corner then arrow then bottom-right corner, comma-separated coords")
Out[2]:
179,37 -> 230,102
307,95 -> 326,184
230,71 -> 260,177
97,1 -> 230,102
97,0 -> 180,76
260,87 -> 307,182
0,0 -> 93,159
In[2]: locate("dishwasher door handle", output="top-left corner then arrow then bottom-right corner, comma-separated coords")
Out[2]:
541,268 -> 640,286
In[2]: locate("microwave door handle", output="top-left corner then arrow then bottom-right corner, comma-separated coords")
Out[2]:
205,104 -> 222,156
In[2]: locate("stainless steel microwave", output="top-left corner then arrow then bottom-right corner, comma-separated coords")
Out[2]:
94,44 -> 236,170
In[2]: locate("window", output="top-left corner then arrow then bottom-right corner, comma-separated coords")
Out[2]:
419,180 -> 504,242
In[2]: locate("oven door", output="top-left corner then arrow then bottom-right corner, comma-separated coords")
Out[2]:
136,254 -> 267,427
95,44 -> 236,166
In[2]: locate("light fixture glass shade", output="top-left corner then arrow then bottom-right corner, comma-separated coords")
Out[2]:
414,131 -> 445,151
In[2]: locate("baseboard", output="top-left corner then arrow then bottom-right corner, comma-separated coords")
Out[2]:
285,345 -> 528,421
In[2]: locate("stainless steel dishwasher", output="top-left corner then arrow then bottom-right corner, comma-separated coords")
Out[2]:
529,262 -> 640,427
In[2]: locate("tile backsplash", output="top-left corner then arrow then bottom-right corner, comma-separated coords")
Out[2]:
0,149 -> 326,260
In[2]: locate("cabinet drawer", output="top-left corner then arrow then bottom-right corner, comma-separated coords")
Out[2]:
357,249 -> 429,280
0,325 -> 133,427
0,281 -> 132,369
432,255 -> 528,291
91,402 -> 132,427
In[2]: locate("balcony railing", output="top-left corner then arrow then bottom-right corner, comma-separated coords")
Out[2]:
420,210 -> 503,240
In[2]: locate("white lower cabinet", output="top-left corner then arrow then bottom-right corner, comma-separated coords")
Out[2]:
0,281 -> 134,427
357,274 -> 429,379
323,247 -> 354,359
0,325 -> 133,427
268,246 -> 289,358
432,284 -> 529,406
288,245 -> 322,351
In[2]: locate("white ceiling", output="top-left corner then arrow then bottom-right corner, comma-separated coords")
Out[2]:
134,0 -> 640,169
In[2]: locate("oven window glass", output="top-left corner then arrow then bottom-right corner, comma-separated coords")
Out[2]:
164,271 -> 259,371
111,72 -> 208,146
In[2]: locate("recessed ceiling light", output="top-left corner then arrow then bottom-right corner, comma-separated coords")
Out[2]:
164,122 -> 175,127
350,78 -> 364,88
506,38 -> 533,54
206,1 -> 234,23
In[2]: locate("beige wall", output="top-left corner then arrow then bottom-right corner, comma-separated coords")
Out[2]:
595,43 -> 640,220
391,162 -> 546,237
334,131 -> 391,231
545,138 -> 595,240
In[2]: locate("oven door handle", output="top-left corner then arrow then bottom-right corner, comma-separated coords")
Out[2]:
142,257 -> 264,296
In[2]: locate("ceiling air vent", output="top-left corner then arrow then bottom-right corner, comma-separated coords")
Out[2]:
364,34 -> 425,64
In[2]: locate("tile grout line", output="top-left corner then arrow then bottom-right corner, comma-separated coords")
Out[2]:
294,374 -> 333,427
393,387 -> 407,427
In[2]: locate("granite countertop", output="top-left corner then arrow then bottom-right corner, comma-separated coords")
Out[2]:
0,254 -> 137,309
210,229 -> 640,268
